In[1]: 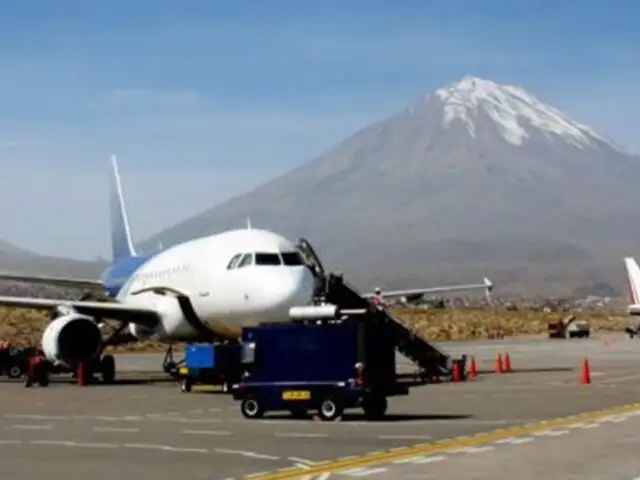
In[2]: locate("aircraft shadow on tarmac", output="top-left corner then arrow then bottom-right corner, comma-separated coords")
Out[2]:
263,413 -> 472,422
0,377 -> 177,386
476,366 -> 574,375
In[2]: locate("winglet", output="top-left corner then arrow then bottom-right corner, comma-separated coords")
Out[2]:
109,155 -> 137,260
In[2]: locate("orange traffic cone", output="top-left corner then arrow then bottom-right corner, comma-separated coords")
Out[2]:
504,353 -> 512,372
452,361 -> 461,382
495,353 -> 504,374
580,358 -> 591,385
468,357 -> 477,379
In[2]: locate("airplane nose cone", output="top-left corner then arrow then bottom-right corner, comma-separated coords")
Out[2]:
269,268 -> 315,313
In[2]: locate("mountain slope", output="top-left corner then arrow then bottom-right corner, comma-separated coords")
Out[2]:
140,76 -> 640,296
0,238 -> 32,256
0,238 -> 105,281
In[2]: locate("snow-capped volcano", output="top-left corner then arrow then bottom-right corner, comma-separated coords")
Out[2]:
431,75 -> 623,152
141,75 -> 640,295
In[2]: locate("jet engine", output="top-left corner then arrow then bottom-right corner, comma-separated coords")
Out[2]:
41,314 -> 103,367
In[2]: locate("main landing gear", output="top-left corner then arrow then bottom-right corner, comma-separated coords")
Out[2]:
69,321 -> 130,386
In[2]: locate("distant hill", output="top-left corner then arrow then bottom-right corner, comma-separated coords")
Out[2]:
0,238 -> 105,284
139,76 -> 640,297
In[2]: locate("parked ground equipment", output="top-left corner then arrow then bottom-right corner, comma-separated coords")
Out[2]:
231,313 -> 411,421
548,315 -> 590,339
178,342 -> 242,393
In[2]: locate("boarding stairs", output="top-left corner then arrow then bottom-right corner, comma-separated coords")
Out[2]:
323,273 -> 453,379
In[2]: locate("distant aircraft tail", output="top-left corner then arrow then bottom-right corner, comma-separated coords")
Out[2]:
624,257 -> 640,315
109,155 -> 137,261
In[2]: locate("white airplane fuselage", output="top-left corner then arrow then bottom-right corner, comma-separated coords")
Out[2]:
114,228 -> 316,341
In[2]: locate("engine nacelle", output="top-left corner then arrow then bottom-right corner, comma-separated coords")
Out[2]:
41,314 -> 103,367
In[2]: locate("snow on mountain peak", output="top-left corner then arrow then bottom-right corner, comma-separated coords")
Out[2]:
431,75 -> 622,152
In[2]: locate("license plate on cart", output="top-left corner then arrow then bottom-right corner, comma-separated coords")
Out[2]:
282,390 -> 311,400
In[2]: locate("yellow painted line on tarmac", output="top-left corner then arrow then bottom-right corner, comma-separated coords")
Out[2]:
249,402 -> 640,479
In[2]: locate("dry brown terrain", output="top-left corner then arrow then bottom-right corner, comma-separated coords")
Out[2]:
0,306 -> 633,352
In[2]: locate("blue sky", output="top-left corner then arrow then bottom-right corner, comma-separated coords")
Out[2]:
0,1 -> 638,260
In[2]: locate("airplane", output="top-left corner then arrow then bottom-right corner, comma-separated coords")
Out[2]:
0,155 -> 495,383
624,257 -> 640,316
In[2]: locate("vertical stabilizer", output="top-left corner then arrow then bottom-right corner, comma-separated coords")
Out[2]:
624,257 -> 640,304
109,155 -> 137,260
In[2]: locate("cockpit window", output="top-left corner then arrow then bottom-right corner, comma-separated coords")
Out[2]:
226,254 -> 243,269
237,253 -> 254,268
281,252 -> 304,266
255,253 -> 281,266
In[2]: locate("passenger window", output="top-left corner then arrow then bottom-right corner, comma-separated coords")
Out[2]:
226,254 -> 242,269
237,253 -> 254,268
255,253 -> 281,266
281,252 -> 303,266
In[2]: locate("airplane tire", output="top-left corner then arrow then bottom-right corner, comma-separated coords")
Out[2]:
100,355 -> 116,384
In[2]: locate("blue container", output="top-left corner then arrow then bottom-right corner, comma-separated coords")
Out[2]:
185,344 -> 216,369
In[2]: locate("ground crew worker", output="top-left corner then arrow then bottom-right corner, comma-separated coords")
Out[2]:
0,340 -> 9,372
371,288 -> 387,309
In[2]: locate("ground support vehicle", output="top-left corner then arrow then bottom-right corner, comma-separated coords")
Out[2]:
177,342 -> 243,393
231,315 -> 411,421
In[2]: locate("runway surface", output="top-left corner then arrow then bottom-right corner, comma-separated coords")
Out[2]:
0,332 -> 637,479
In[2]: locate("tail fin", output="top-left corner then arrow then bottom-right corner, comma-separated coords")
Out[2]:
624,257 -> 640,314
109,155 -> 137,261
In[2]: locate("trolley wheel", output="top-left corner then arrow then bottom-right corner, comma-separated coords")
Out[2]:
7,364 -> 23,379
317,395 -> 344,422
241,397 -> 265,419
100,355 -> 116,384
180,378 -> 192,393
362,396 -> 388,420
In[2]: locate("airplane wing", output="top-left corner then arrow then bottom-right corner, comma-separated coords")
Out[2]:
0,295 -> 159,329
0,273 -> 103,291
362,277 -> 494,300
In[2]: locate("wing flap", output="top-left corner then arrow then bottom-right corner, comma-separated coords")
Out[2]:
0,273 -> 103,290
0,295 -> 159,329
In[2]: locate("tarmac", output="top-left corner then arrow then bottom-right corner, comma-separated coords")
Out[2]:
0,332 -> 638,479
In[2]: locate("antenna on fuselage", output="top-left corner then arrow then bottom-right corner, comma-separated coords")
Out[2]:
246,217 -> 252,230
